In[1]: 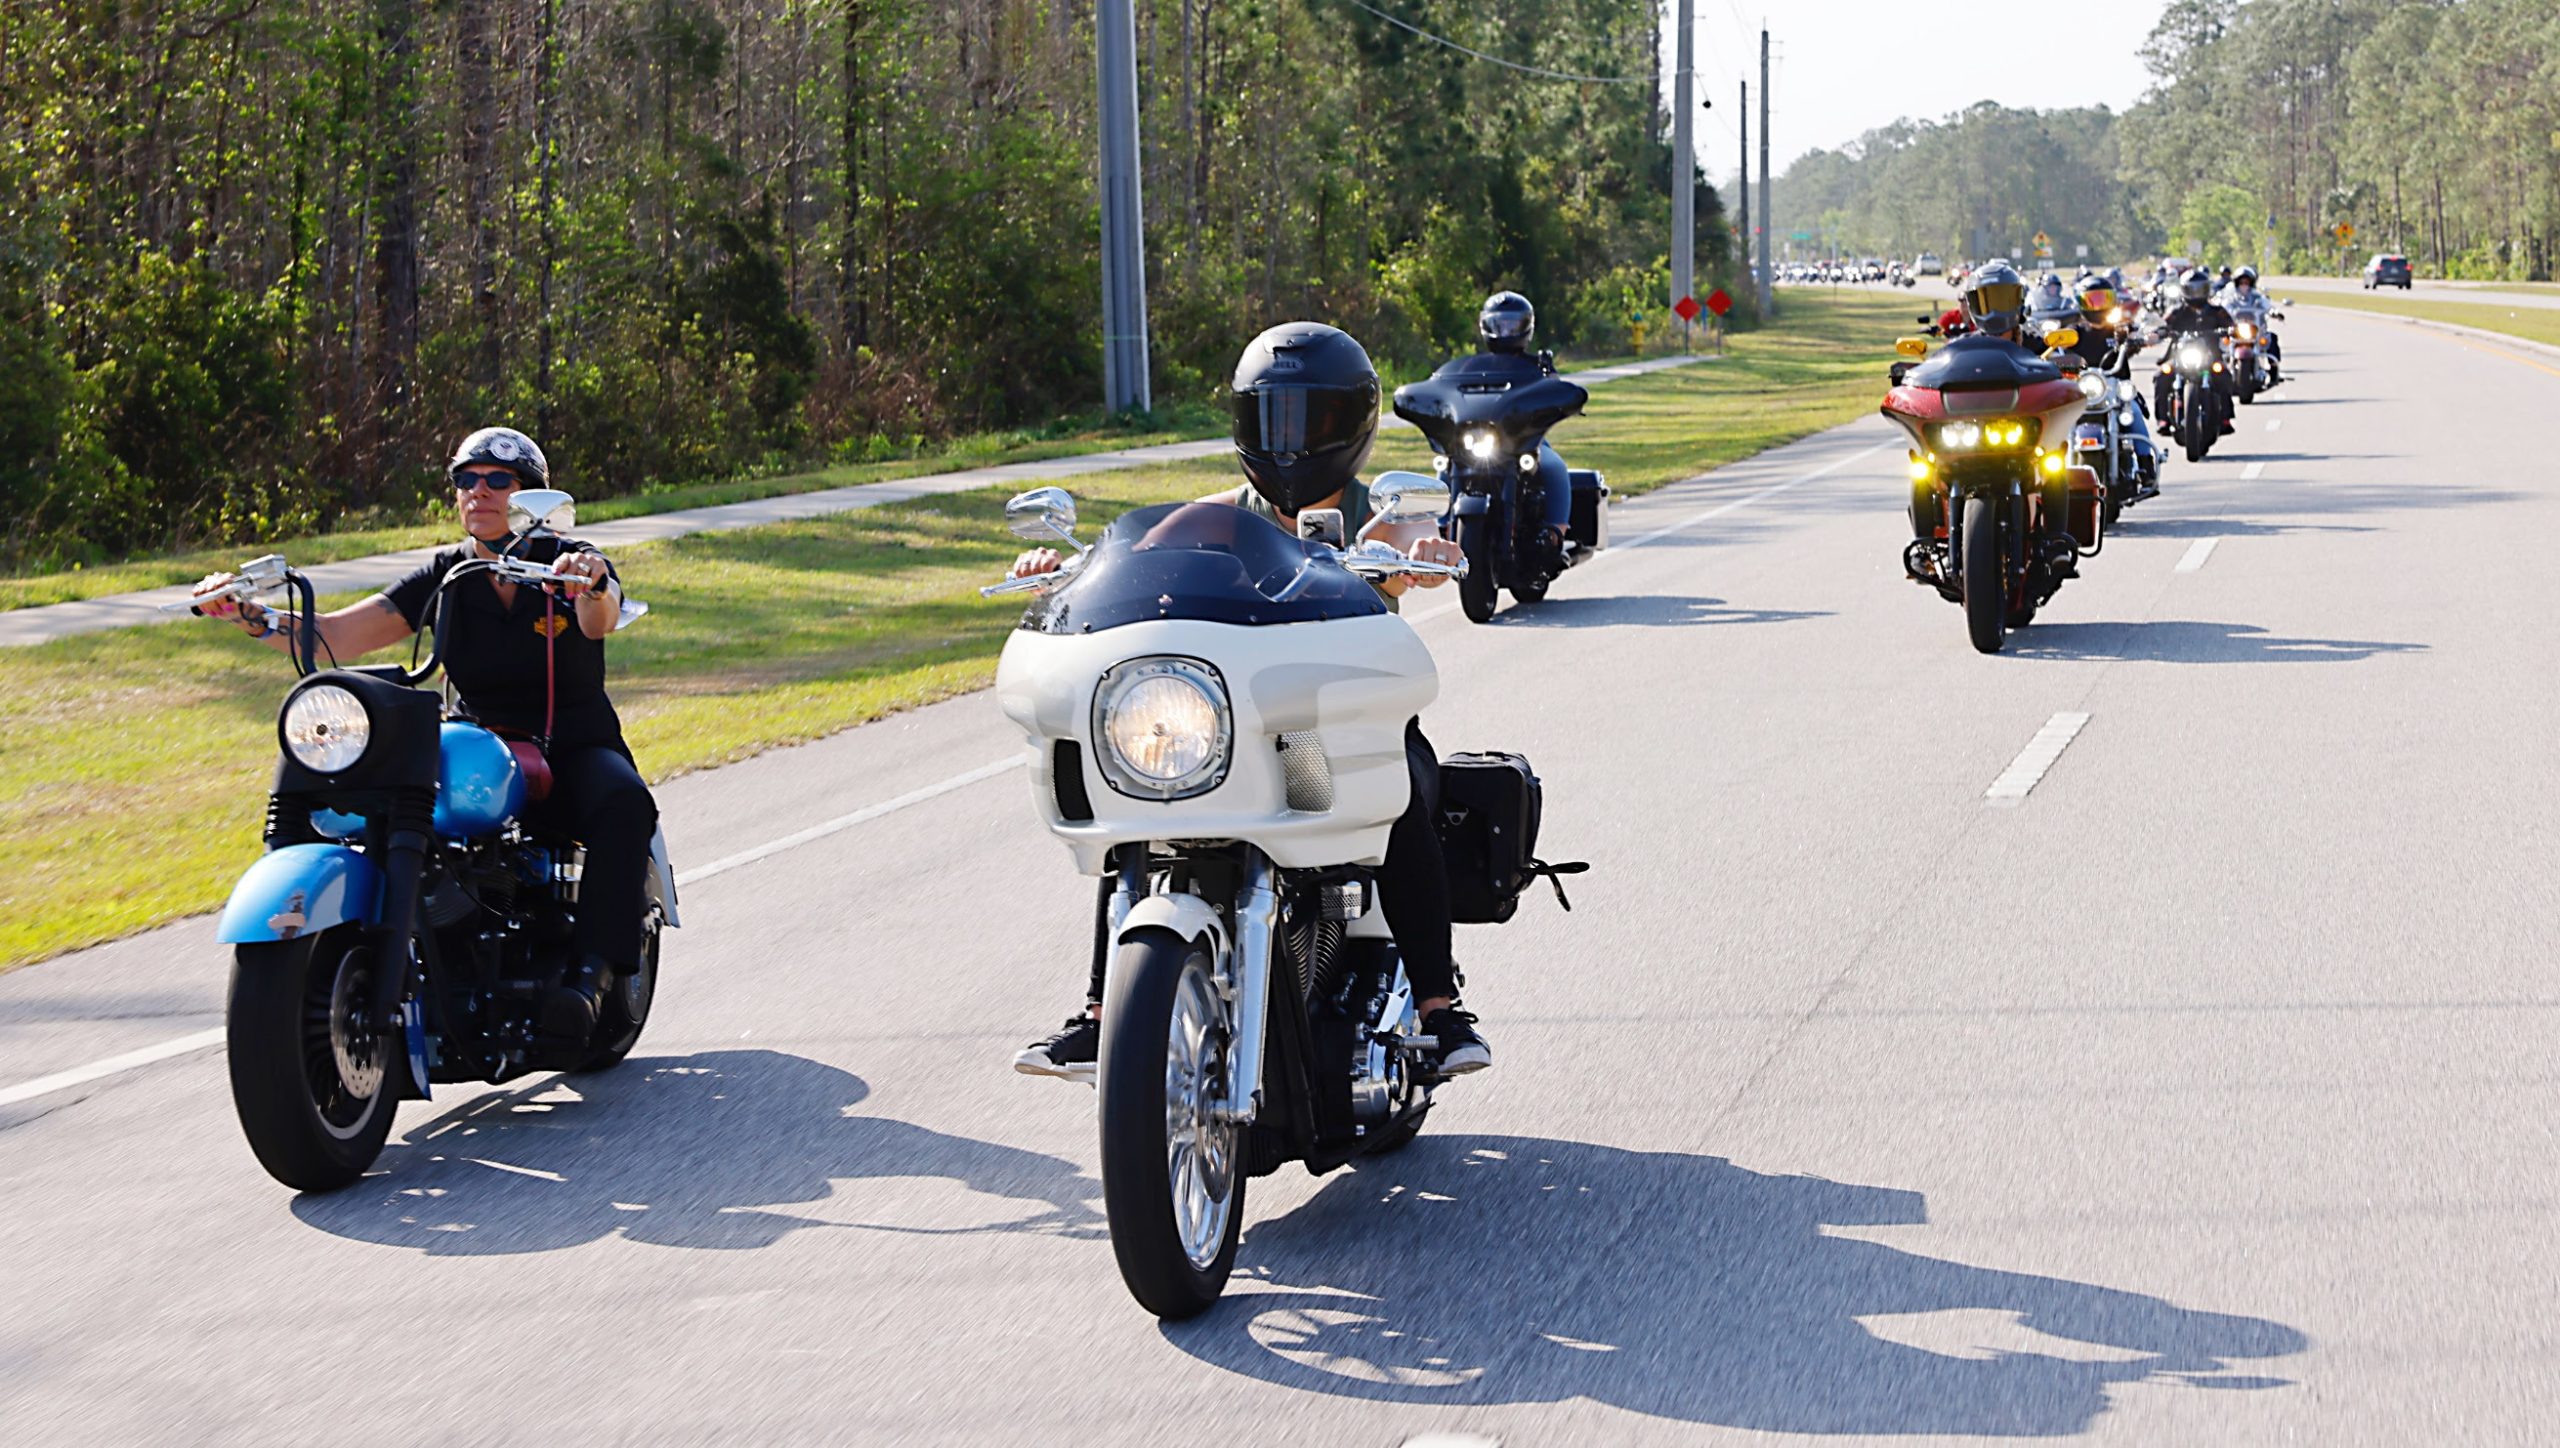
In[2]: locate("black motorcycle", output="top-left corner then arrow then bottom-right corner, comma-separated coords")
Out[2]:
2153,329 -> 2230,463
189,489 -> 678,1191
1391,350 -> 1609,622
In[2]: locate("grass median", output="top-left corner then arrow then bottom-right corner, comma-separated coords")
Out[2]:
0,290 -> 1913,968
2293,290 -> 2560,352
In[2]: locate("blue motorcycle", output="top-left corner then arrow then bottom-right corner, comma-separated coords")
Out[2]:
189,490 -> 678,1190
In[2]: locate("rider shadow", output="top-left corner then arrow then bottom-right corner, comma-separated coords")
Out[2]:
1499,596 -> 1834,629
291,1049 -> 1103,1254
2103,517 -> 2374,539
1165,1136 -> 2304,1436
2005,621 -> 2426,665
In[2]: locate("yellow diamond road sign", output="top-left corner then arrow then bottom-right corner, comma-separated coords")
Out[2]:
2033,230 -> 2051,247
2335,222 -> 2356,244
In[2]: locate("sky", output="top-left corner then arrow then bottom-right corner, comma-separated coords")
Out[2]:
1660,0 -> 2176,189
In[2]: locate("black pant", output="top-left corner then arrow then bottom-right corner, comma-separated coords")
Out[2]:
1082,720 -> 1461,1004
536,744 -> 659,970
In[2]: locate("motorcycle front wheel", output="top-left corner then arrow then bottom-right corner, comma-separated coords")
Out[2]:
1959,494 -> 2005,655
227,927 -> 397,1191
1099,926 -> 1245,1319
1454,517 -> 1498,623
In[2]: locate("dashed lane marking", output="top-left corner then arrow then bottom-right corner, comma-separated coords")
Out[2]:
2266,418 -> 2282,432
0,1028 -> 227,1111
2242,461 -> 2266,480
2175,539 -> 2219,573
1985,713 -> 2092,807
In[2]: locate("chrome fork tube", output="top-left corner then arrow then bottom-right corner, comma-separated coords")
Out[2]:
1216,850 -> 1280,1124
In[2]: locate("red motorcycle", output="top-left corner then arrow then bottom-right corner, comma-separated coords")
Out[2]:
1884,330 -> 2108,653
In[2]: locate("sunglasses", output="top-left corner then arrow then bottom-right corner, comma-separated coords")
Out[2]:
456,469 -> 521,492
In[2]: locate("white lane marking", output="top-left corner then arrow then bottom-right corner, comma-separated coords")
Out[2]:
676,754 -> 1026,887
1985,712 -> 2091,807
2241,461 -> 2266,480
2266,418 -> 2283,432
2175,539 -> 2219,573
0,1027 -> 226,1110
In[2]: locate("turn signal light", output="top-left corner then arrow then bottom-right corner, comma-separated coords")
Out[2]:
2039,451 -> 2066,478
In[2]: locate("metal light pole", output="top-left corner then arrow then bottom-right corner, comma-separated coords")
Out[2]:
1671,0 -> 1694,348
1756,28 -> 1772,316
1097,0 -> 1151,413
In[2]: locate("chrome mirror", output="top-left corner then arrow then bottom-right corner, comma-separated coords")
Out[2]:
507,488 -> 577,537
615,598 -> 650,630
1296,507 -> 1347,550
236,554 -> 290,590
1004,486 -> 1084,553
1368,471 -> 1451,525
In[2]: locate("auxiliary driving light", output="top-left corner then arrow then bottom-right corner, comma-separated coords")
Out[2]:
2039,451 -> 2066,478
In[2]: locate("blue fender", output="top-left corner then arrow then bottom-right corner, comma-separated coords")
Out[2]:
1448,493 -> 1492,519
216,844 -> 385,945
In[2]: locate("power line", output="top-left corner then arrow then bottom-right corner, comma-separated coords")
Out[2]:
1333,0 -> 1646,85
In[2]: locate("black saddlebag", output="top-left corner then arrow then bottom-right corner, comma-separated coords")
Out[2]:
1568,469 -> 1610,552
1436,751 -> 1587,924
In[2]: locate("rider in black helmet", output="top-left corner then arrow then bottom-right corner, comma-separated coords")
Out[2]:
1006,323 -> 1491,1084
2152,268 -> 2238,433
1471,290 -> 1578,555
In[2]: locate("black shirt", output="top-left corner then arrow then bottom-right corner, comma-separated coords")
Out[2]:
2158,302 -> 2235,338
382,540 -> 626,751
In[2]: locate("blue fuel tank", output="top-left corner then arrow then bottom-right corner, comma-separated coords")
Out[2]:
435,722 -> 527,838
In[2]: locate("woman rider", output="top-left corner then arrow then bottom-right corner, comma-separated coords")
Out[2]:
190,427 -> 656,1039
1006,322 -> 1493,1081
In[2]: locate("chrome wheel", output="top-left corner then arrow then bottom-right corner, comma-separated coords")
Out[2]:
1165,961 -> 1238,1272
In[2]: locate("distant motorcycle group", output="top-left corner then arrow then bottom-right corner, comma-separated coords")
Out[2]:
1888,258 -> 2284,652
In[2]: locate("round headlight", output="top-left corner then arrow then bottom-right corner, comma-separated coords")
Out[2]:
282,684 -> 371,773
2077,373 -> 2104,398
1094,658 -> 1230,800
2179,343 -> 2208,369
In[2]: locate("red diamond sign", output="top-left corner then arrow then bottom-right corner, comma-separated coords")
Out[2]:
1705,288 -> 1734,317
1673,295 -> 1701,322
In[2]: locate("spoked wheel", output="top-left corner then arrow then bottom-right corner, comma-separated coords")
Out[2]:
1099,926 -> 1245,1319
227,927 -> 398,1191
578,912 -> 660,1071
1959,494 -> 2005,655
1454,517 -> 1498,623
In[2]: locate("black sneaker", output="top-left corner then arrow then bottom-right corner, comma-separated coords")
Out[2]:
541,955 -> 611,1040
1013,1013 -> 1099,1083
1421,1006 -> 1492,1076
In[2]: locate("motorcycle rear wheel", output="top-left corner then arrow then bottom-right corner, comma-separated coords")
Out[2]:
227,927 -> 397,1192
1959,495 -> 2005,655
1099,926 -> 1245,1319
1455,517 -> 1497,623
576,915 -> 661,1072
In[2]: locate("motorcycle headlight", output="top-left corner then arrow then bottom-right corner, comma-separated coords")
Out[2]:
281,683 -> 372,774
2179,343 -> 2208,370
1463,429 -> 1499,461
2077,373 -> 2104,399
2118,406 -> 2135,426
1093,657 -> 1231,801
2235,322 -> 2256,341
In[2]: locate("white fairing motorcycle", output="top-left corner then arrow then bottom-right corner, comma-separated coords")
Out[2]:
988,475 -> 1467,1319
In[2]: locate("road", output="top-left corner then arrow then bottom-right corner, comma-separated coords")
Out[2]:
2270,271 -> 2560,313
6,307 -> 2557,1444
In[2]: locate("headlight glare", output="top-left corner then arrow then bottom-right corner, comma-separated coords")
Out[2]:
1463,429 -> 1499,460
2179,343 -> 2208,369
282,684 -> 371,773
2078,373 -> 2104,398
1093,657 -> 1231,800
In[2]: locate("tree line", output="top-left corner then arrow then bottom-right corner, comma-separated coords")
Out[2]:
0,0 -> 1732,566
1771,0 -> 2560,282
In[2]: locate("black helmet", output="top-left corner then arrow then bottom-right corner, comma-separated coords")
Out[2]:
2181,268 -> 2215,304
448,426 -> 549,489
1961,261 -> 2028,337
1230,323 -> 1380,516
1478,291 -> 1536,353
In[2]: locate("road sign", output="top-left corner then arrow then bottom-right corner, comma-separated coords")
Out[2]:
1705,288 -> 1733,317
2075,244 -> 2089,258
2033,230 -> 2051,248
2334,222 -> 2356,245
1673,295 -> 1701,322
1790,230 -> 1813,241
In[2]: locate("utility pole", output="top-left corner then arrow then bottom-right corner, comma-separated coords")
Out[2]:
1756,28 -> 1772,317
1737,79 -> 1749,298
1671,0 -> 1695,350
1097,0 -> 1151,412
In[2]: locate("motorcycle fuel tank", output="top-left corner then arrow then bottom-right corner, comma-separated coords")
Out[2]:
434,721 -> 527,838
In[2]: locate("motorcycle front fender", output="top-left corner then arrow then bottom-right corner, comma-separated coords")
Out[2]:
1119,891 -> 1230,957
1447,493 -> 1492,520
648,825 -> 682,928
216,843 -> 385,945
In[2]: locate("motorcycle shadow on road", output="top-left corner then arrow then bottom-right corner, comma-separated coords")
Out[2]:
290,1049 -> 1104,1254
1495,596 -> 1835,629
2003,621 -> 2426,665
1165,1136 -> 2304,1436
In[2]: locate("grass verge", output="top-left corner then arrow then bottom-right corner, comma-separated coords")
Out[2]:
2293,290 -> 2560,352
0,290 -> 1914,969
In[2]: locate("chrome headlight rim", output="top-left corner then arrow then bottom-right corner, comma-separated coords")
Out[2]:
2076,372 -> 2106,400
279,681 -> 373,775
1091,656 -> 1232,802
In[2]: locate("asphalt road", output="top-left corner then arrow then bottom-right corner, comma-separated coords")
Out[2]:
6,307 -> 2556,1445
2270,271 -> 2560,312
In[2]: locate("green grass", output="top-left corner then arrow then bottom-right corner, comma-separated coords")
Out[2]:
2294,289 -> 2560,352
0,290 -> 1915,969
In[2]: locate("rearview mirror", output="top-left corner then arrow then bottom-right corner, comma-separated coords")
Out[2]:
1296,508 -> 1347,549
1894,336 -> 1931,358
507,488 -> 577,537
1004,486 -> 1083,552
2043,327 -> 2080,350
1367,471 -> 1451,527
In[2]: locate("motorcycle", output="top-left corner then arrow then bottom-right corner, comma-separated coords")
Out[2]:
2025,312 -> 2160,526
2154,330 -> 2230,462
983,477 -> 1576,1318
182,490 -> 677,1191
1390,349 -> 1609,622
1885,329 -> 2108,654
2221,299 -> 2283,396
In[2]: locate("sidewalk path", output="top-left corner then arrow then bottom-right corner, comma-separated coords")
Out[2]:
0,354 -> 1710,648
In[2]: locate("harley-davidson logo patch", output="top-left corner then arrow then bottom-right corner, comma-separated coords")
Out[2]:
531,614 -> 570,638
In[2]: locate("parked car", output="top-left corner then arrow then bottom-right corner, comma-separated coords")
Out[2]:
2363,253 -> 2413,289
1913,252 -> 1943,275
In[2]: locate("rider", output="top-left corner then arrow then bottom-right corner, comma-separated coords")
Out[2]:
1474,290 -> 1578,559
2151,268 -> 2239,434
2221,265 -> 2281,372
1008,322 -> 1493,1082
2055,273 -> 2127,372
190,427 -> 657,1039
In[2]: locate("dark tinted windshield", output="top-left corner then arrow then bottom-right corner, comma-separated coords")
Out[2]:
1390,356 -> 1588,446
1016,502 -> 1387,634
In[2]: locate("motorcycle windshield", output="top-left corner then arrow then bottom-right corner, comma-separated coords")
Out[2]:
1017,502 -> 1388,634
1391,355 -> 1588,450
